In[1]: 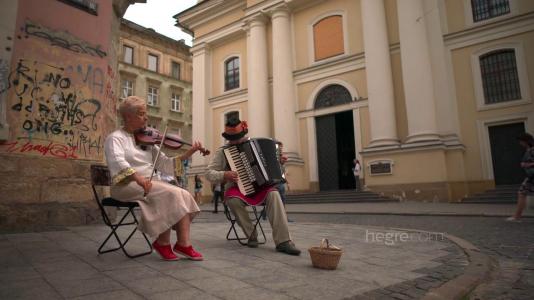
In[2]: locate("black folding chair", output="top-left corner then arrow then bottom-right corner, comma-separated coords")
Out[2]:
223,201 -> 267,246
90,165 -> 152,258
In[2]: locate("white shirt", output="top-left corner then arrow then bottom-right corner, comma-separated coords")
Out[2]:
104,128 -> 176,184
353,163 -> 361,177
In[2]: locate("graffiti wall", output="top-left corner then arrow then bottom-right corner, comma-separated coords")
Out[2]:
0,0 -> 117,160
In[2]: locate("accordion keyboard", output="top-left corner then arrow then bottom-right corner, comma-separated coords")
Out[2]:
223,138 -> 283,196
224,146 -> 255,195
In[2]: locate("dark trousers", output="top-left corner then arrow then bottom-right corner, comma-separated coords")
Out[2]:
213,191 -> 223,212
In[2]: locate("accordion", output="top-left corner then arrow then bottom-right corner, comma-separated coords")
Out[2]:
223,138 -> 284,196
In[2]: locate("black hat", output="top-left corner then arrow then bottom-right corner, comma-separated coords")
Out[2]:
222,117 -> 248,141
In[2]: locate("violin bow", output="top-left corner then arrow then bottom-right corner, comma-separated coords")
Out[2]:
144,126 -> 169,196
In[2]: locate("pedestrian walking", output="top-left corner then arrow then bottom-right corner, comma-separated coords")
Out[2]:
212,183 -> 223,213
506,132 -> 534,221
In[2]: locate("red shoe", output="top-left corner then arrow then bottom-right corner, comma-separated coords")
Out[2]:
173,244 -> 203,261
152,241 -> 180,261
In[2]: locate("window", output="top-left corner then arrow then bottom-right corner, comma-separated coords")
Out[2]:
171,93 -> 181,112
313,15 -> 344,61
147,118 -> 160,130
58,0 -> 98,15
224,111 -> 239,123
171,61 -> 181,79
147,86 -> 159,106
224,57 -> 239,91
314,84 -> 352,109
471,0 -> 510,22
148,54 -> 158,72
121,79 -> 133,99
480,49 -> 521,104
123,45 -> 133,64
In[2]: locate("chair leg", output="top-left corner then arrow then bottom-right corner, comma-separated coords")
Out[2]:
98,207 -> 152,258
251,206 -> 267,245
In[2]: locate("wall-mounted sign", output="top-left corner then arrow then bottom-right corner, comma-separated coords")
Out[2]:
368,160 -> 394,175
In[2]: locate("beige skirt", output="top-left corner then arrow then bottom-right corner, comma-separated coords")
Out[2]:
111,180 -> 200,238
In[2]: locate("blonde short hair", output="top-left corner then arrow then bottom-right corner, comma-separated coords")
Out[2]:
119,96 -> 146,118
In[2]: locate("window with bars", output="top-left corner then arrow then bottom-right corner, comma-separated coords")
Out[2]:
471,0 -> 510,22
147,86 -> 159,106
148,54 -> 158,72
224,57 -> 239,91
171,61 -> 181,79
123,45 -> 133,64
121,79 -> 133,99
171,93 -> 181,112
479,49 -> 521,104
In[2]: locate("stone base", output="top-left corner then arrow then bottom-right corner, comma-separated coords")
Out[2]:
0,202 -> 112,233
368,180 -> 495,202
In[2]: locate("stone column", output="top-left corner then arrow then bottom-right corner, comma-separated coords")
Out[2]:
397,0 -> 440,143
246,14 -> 271,138
361,0 -> 399,147
190,43 -> 210,168
271,6 -> 300,159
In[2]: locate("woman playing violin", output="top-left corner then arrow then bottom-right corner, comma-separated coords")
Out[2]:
104,96 -> 204,261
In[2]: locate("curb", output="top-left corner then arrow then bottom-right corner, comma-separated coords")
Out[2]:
422,233 -> 494,300
283,210 -> 534,218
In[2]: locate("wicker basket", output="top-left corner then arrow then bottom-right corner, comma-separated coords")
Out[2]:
308,239 -> 343,270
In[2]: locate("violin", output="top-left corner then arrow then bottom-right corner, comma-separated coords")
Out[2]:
134,127 -> 210,156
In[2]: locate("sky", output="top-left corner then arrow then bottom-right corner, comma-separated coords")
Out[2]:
123,0 -> 198,46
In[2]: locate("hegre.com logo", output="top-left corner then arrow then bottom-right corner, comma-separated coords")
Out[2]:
365,230 -> 444,246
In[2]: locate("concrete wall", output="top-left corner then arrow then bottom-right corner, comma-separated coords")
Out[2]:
0,0 -> 124,230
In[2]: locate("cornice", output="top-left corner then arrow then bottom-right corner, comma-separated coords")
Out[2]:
118,62 -> 192,86
444,11 -> 534,50
176,0 -> 245,30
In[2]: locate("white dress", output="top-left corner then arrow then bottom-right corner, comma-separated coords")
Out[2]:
104,128 -> 199,237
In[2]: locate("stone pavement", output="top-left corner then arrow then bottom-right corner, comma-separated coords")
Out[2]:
0,214 -> 470,300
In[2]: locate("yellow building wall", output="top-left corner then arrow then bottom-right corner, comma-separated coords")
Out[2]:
359,106 -> 371,149
296,70 -> 367,111
195,8 -> 244,38
384,0 -> 400,44
445,0 -> 534,33
210,37 -> 248,97
450,31 -> 534,182
390,52 -> 408,141
292,0 -> 362,70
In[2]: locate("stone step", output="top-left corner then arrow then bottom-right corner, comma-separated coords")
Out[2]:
462,185 -> 519,204
285,190 -> 396,204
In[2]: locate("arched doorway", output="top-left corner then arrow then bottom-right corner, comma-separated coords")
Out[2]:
314,84 -> 356,190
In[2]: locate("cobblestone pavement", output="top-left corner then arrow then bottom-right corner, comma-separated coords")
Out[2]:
281,213 -> 534,300
0,213 -> 469,300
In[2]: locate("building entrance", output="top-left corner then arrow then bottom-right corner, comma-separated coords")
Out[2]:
315,111 -> 356,190
488,122 -> 525,185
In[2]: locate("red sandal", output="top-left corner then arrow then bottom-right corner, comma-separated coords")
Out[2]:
173,244 -> 203,261
152,241 -> 180,261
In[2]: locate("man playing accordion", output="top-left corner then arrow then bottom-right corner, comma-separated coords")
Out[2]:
206,117 -> 301,255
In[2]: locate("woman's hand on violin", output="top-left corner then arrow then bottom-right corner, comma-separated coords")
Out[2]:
133,173 -> 152,194
191,141 -> 203,152
224,171 -> 239,183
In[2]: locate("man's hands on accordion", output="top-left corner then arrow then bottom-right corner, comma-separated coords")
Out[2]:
224,171 -> 239,183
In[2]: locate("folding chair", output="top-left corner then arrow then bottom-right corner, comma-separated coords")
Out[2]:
90,164 -> 152,258
223,201 -> 267,246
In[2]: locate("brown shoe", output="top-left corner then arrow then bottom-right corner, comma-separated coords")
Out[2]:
247,236 -> 258,248
276,241 -> 301,256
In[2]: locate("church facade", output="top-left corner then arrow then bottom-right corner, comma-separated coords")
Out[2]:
176,0 -> 534,202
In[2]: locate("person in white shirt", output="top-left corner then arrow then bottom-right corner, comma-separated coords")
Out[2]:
353,159 -> 361,191
104,96 -> 204,261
